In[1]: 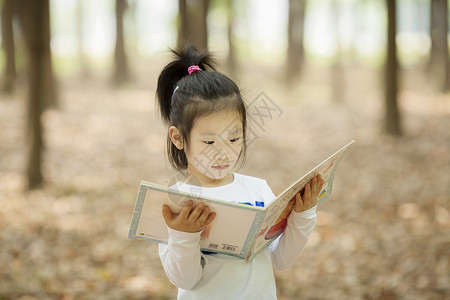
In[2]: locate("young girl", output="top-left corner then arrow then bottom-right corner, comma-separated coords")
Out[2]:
156,45 -> 324,299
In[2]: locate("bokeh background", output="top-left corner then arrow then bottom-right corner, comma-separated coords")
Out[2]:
0,0 -> 449,299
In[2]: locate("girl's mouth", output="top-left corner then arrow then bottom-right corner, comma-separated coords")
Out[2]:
212,165 -> 229,170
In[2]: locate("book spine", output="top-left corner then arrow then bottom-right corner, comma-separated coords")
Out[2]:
241,209 -> 266,259
128,184 -> 147,239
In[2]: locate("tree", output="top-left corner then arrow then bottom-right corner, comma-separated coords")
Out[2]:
1,0 -> 16,93
331,0 -> 344,103
17,0 -> 55,188
428,0 -> 449,91
17,0 -> 56,109
384,0 -> 401,136
178,0 -> 209,50
286,0 -> 307,84
226,0 -> 237,76
113,0 -> 129,84
76,0 -> 90,77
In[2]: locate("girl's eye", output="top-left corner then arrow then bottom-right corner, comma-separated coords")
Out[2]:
230,137 -> 240,143
203,140 -> 214,145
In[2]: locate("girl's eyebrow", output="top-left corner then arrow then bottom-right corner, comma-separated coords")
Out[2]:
200,128 -> 243,136
200,132 -> 218,136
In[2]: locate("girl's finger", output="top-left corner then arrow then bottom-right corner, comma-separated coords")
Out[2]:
204,212 -> 216,226
312,175 -> 322,196
162,205 -> 174,223
196,206 -> 210,224
178,200 -> 194,219
188,203 -> 204,222
316,175 -> 323,187
312,176 -> 321,195
304,183 -> 311,201
312,177 -> 319,195
294,192 -> 303,211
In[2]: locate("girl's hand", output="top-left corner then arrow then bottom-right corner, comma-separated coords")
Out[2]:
162,200 -> 216,233
293,175 -> 325,213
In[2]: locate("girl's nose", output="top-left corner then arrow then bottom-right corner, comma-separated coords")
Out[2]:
215,150 -> 229,162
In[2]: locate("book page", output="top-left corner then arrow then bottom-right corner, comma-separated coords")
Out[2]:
250,140 -> 354,256
129,182 -> 263,258
251,187 -> 298,254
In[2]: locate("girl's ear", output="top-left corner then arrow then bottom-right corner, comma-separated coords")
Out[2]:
169,126 -> 184,150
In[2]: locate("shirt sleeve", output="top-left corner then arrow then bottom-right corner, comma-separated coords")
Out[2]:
269,205 -> 317,271
158,227 -> 204,290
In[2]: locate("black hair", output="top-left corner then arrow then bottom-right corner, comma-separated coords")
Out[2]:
156,44 -> 247,173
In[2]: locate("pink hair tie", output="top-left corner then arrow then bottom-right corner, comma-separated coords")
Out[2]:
188,65 -> 201,75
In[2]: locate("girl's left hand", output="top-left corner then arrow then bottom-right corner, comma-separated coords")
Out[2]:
293,174 -> 325,212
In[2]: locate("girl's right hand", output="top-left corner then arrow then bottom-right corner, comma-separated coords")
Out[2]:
293,174 -> 324,213
162,200 -> 216,233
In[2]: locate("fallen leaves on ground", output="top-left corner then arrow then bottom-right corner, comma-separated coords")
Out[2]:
1,66 -> 449,299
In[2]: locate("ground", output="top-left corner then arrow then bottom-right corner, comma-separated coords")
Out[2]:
0,63 -> 449,299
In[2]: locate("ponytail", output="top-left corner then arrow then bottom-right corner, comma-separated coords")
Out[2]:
156,44 -> 216,124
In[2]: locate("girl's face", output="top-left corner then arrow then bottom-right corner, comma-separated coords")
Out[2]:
185,110 -> 244,187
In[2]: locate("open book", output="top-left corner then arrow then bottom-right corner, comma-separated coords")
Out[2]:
128,140 -> 355,260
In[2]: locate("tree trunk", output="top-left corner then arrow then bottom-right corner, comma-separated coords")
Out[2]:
331,0 -> 344,103
286,0 -> 306,84
178,0 -> 209,50
17,0 -> 56,109
113,0 -> 129,84
384,0 -> 401,136
428,0 -> 449,91
226,0 -> 237,77
17,0 -> 51,188
1,0 -> 16,93
76,0 -> 90,77
42,0 -> 57,109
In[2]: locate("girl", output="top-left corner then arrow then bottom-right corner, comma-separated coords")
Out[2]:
156,45 -> 324,300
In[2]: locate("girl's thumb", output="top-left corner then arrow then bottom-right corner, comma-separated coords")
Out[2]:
162,205 -> 173,223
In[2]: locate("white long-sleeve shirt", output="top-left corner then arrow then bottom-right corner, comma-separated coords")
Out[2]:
159,173 -> 317,299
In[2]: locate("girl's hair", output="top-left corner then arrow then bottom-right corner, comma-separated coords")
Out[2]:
156,44 -> 247,173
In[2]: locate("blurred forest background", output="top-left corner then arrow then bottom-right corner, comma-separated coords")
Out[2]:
0,0 -> 449,299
